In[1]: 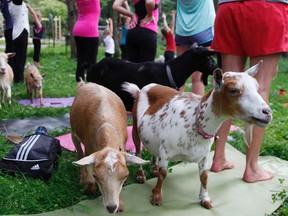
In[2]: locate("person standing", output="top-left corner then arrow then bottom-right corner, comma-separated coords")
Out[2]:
0,0 -> 14,67
161,10 -> 176,62
27,4 -> 44,68
8,0 -> 29,83
73,0 -> 100,88
175,0 -> 215,95
113,0 -> 160,63
210,0 -> 288,183
103,18 -> 115,58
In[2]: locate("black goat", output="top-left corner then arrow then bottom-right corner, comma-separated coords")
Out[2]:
86,47 -> 219,111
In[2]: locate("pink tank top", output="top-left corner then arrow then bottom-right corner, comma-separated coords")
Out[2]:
73,0 -> 100,37
132,0 -> 160,33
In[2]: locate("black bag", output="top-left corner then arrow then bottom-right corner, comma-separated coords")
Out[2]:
0,134 -> 61,179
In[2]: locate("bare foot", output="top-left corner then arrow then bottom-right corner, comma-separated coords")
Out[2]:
210,160 -> 235,172
243,168 -> 273,183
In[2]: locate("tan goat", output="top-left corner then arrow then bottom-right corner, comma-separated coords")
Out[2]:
25,63 -> 46,106
70,82 -> 148,214
0,52 -> 15,108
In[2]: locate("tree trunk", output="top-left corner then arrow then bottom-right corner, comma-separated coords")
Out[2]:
66,0 -> 77,59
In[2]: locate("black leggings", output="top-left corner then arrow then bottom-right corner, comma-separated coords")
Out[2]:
4,28 -> 15,67
126,27 -> 157,63
33,38 -> 41,62
74,36 -> 99,82
13,29 -> 28,83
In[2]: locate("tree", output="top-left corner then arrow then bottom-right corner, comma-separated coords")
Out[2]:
65,0 -> 77,58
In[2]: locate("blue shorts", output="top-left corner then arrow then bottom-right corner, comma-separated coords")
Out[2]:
175,27 -> 214,47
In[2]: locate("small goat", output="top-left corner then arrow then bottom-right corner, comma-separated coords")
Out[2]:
25,63 -> 46,106
122,61 -> 272,209
86,46 -> 218,111
70,82 -> 148,214
0,52 -> 15,108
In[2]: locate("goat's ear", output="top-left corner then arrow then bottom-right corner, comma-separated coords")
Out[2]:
41,73 -> 46,78
124,152 -> 150,165
7,52 -> 15,58
246,60 -> 263,77
213,68 -> 223,90
72,154 -> 95,167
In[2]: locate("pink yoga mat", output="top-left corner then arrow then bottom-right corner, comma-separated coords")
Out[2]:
17,97 -> 75,108
56,126 -> 138,152
57,125 -> 241,153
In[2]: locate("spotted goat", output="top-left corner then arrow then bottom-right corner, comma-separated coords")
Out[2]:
122,60 -> 272,209
70,82 -> 148,214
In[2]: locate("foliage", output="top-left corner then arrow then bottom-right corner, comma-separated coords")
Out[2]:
28,0 -> 67,25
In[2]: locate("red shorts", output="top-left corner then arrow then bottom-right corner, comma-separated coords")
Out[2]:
211,1 -> 288,57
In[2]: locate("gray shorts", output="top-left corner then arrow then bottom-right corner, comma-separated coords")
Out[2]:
175,27 -> 214,47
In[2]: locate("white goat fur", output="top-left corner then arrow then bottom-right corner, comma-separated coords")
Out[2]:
0,52 -> 15,108
122,61 -> 272,209
70,83 -> 148,214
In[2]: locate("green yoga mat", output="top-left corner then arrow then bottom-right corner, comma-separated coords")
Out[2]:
19,144 -> 288,216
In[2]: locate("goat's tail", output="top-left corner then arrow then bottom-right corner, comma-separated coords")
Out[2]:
121,82 -> 140,99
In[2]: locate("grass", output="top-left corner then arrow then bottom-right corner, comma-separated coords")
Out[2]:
0,44 -> 288,215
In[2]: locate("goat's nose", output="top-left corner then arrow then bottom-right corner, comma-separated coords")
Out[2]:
0,67 -> 5,73
262,107 -> 271,116
106,205 -> 117,214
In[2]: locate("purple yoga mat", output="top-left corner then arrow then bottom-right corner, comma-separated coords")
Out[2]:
17,97 -> 75,108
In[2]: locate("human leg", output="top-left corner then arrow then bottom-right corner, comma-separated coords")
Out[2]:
33,38 -> 41,67
12,30 -> 28,83
242,54 -> 279,183
74,36 -> 85,83
210,54 -> 246,172
4,28 -> 15,68
84,37 -> 99,83
138,28 -> 157,62
126,28 -> 139,62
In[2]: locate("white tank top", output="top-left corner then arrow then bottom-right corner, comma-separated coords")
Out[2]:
8,2 -> 29,40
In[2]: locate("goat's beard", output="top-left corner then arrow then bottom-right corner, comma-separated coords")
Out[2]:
244,124 -> 254,148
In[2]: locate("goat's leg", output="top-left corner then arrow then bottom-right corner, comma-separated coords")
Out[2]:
39,89 -> 44,106
151,166 -> 167,206
132,124 -> 146,183
1,89 -> 4,104
198,157 -> 213,209
152,156 -> 159,176
7,86 -> 11,105
28,87 -> 33,104
84,165 -> 97,195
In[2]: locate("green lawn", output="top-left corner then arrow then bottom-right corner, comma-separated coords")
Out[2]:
0,44 -> 287,215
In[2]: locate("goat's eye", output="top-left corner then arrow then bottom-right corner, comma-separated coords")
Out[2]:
229,88 -> 240,95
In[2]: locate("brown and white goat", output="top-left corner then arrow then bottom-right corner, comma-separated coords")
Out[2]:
25,63 -> 46,106
122,61 -> 272,209
70,82 -> 149,214
0,52 -> 15,108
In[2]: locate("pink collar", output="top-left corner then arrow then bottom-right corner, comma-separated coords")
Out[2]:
195,102 -> 218,140
197,127 -> 216,140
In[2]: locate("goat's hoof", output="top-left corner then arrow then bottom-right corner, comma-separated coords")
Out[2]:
150,194 -> 162,206
200,200 -> 213,209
